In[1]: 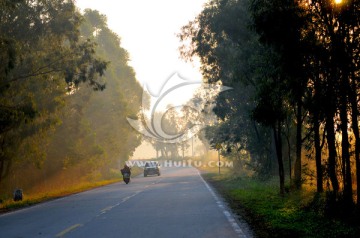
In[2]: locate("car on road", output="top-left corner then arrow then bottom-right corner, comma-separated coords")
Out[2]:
144,161 -> 161,177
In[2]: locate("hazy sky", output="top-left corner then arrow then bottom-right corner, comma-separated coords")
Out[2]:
75,0 -> 208,158
76,0 -> 207,102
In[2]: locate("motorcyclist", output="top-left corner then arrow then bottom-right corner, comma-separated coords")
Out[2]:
121,164 -> 131,176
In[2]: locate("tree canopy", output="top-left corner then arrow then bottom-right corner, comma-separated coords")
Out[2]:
180,0 -> 360,213
0,2 -> 143,196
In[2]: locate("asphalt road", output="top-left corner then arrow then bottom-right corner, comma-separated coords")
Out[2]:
0,166 -> 253,238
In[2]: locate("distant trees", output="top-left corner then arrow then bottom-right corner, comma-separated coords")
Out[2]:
146,103 -> 205,159
180,0 -> 360,211
147,109 -> 188,159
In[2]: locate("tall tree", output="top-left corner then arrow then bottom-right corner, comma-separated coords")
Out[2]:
179,0 -> 286,191
251,0 -> 310,189
0,0 -> 107,185
44,9 -> 144,179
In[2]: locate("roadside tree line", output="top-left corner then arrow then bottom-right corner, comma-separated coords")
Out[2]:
179,0 -> 360,214
0,1 -> 142,197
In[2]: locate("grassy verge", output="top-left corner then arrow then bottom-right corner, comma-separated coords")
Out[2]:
202,172 -> 360,238
0,166 -> 143,213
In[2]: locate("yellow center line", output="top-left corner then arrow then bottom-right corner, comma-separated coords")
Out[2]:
56,224 -> 82,238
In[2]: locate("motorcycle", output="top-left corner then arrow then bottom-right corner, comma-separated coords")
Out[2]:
123,172 -> 131,184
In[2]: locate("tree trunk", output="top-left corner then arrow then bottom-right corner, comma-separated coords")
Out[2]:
339,92 -> 353,207
349,79 -> 360,206
0,158 -> 4,186
313,111 -> 323,193
273,121 -> 285,195
286,133 -> 291,182
325,114 -> 339,194
294,99 -> 302,188
0,156 -> 11,187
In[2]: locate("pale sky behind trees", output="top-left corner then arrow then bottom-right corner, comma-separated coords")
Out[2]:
75,0 -> 208,159
76,0 -> 206,102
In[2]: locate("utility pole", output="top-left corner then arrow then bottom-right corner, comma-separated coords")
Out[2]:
215,143 -> 222,174
192,136 -> 194,157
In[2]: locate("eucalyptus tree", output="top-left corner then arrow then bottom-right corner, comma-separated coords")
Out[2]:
302,0 -> 360,207
252,0 -> 360,209
44,9 -> 144,178
0,0 -> 107,185
251,0 -> 311,190
179,0 -> 291,192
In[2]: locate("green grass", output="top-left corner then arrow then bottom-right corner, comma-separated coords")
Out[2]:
202,173 -> 360,238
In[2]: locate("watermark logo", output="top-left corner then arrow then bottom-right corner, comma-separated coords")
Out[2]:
127,73 -> 231,143
126,160 -> 234,168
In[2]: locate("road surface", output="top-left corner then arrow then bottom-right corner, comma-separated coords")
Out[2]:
0,166 -> 253,238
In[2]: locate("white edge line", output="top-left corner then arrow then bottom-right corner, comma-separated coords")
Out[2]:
197,170 -> 247,238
